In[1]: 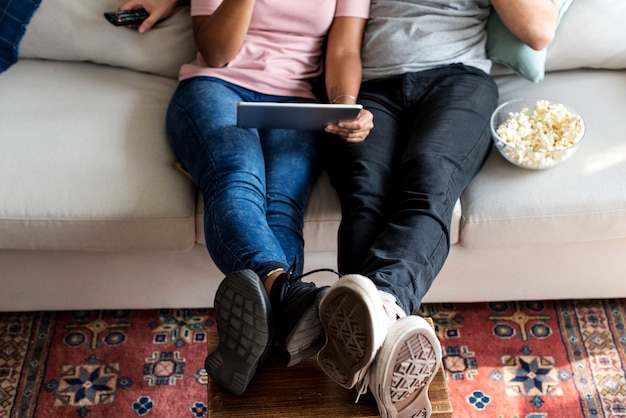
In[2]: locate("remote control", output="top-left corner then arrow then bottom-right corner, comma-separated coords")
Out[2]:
104,8 -> 150,26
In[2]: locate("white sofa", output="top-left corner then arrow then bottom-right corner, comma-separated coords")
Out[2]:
1,0 -> 625,312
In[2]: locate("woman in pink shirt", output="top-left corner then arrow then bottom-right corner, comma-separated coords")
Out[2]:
159,0 -> 372,396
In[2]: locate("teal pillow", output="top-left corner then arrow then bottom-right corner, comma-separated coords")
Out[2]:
486,0 -> 573,83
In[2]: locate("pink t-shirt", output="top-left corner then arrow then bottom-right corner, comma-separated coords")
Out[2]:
179,0 -> 370,99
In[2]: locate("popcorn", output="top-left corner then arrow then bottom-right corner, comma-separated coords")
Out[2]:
494,100 -> 585,169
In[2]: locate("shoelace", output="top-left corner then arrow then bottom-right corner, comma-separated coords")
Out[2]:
283,256 -> 341,283
354,291 -> 407,403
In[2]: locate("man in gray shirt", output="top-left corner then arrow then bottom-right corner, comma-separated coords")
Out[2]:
320,0 -> 559,416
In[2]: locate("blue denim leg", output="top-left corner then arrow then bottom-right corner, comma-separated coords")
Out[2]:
324,64 -> 498,314
166,77 -> 321,277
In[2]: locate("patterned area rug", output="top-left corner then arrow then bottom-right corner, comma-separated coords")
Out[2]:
428,299 -> 626,417
2,299 -> 626,417
1,309 -> 214,417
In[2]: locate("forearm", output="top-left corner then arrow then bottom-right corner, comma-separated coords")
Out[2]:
491,0 -> 559,50
325,51 -> 362,104
193,0 -> 255,68
324,17 -> 366,104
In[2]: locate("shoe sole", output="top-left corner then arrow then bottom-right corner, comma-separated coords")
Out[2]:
317,275 -> 387,388
283,287 -> 329,367
370,316 -> 442,418
204,270 -> 272,396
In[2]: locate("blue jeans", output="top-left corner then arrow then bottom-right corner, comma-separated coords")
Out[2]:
166,77 -> 321,277
323,64 -> 498,314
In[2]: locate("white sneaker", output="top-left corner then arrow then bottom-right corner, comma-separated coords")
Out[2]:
368,315 -> 442,418
317,274 -> 406,390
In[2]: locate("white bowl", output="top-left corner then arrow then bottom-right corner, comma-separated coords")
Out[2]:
490,98 -> 585,170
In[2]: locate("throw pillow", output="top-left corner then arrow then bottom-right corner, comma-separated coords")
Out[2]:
486,0 -> 573,83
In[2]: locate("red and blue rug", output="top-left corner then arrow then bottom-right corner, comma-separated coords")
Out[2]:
2,299 -> 626,417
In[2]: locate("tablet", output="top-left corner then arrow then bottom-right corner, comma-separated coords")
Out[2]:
237,102 -> 362,130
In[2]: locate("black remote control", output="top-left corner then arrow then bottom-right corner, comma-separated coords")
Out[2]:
104,8 -> 150,26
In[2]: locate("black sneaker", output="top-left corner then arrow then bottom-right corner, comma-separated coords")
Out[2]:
269,269 -> 336,367
204,270 -> 273,396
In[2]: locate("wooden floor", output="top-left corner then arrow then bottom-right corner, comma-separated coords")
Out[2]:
207,319 -> 453,417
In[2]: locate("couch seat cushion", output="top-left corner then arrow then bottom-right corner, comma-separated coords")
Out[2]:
0,59 -> 196,251
460,69 -> 626,247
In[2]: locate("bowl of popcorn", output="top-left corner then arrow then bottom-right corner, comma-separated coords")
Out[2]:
490,98 -> 585,170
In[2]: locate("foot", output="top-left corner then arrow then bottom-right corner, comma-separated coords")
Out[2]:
317,274 -> 406,390
204,270 -> 273,396
269,272 -> 329,367
368,315 -> 442,418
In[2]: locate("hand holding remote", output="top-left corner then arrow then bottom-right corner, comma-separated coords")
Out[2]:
117,0 -> 179,33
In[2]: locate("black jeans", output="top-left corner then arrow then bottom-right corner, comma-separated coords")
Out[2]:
323,64 -> 498,314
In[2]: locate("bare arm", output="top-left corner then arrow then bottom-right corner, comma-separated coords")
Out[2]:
325,17 -> 365,106
119,0 -> 179,33
192,0 -> 255,68
491,0 -> 560,50
323,17 -> 373,143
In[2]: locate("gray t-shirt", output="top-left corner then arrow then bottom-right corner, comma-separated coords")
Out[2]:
362,0 -> 493,81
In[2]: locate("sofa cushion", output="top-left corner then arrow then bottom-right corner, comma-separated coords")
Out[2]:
0,59 -> 196,251
545,0 -> 626,72
486,0 -> 572,83
18,0 -> 196,79
460,69 -> 626,247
